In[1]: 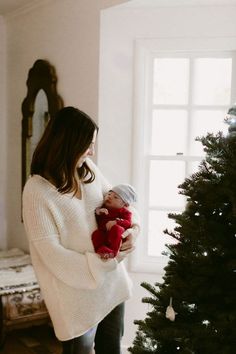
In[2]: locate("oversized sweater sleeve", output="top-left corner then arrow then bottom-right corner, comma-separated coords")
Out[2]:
23,182 -> 117,290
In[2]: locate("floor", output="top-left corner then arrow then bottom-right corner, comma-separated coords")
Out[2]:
0,324 -> 62,354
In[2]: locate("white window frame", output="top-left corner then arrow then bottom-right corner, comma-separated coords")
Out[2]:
130,37 -> 236,274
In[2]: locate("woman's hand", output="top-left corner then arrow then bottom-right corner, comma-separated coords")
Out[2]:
116,225 -> 140,263
116,247 -> 134,263
120,226 -> 139,251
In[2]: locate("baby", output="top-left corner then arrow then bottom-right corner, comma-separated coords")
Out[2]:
92,184 -> 137,259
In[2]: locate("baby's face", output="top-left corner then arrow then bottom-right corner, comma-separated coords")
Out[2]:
104,191 -> 126,209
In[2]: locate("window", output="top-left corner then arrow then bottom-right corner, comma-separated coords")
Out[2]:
131,38 -> 236,273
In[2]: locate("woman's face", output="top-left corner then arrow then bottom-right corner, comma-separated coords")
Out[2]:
76,130 -> 97,168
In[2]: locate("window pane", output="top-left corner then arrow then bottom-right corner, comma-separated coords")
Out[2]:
193,58 -> 232,105
190,110 -> 228,155
153,58 -> 189,105
149,160 -> 186,207
151,109 -> 188,155
148,210 -> 177,256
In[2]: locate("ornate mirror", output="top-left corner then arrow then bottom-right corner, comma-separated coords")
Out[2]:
21,59 -> 64,189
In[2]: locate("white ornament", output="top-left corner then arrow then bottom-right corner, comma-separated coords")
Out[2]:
166,297 -> 177,321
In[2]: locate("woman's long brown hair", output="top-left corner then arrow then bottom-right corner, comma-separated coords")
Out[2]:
31,106 -> 98,194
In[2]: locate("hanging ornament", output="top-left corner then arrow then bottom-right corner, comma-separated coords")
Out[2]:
166,297 -> 177,321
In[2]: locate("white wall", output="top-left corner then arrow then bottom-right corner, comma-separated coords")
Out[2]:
4,0 -> 127,251
98,3 -> 236,184
98,3 -> 236,351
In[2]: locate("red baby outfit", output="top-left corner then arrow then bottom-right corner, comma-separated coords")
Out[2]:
92,206 -> 132,257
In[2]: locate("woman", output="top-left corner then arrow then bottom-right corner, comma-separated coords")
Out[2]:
22,107 -> 139,354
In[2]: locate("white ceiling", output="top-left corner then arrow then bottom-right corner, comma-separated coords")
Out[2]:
122,0 -> 236,7
0,0 -> 236,15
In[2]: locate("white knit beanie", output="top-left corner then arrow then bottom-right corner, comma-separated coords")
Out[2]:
112,184 -> 137,205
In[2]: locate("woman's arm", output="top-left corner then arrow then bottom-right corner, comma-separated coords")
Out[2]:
23,186 -> 117,290
30,236 -> 117,289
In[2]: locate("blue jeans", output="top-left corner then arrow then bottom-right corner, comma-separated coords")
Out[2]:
61,303 -> 125,354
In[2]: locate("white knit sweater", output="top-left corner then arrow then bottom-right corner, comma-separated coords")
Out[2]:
22,159 -> 133,341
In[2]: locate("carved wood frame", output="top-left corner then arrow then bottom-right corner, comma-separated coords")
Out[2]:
21,59 -> 64,190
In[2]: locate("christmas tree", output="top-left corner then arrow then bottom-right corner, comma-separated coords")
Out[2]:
129,107 -> 236,354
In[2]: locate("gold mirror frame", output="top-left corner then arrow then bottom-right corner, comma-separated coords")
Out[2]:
21,59 -> 64,190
